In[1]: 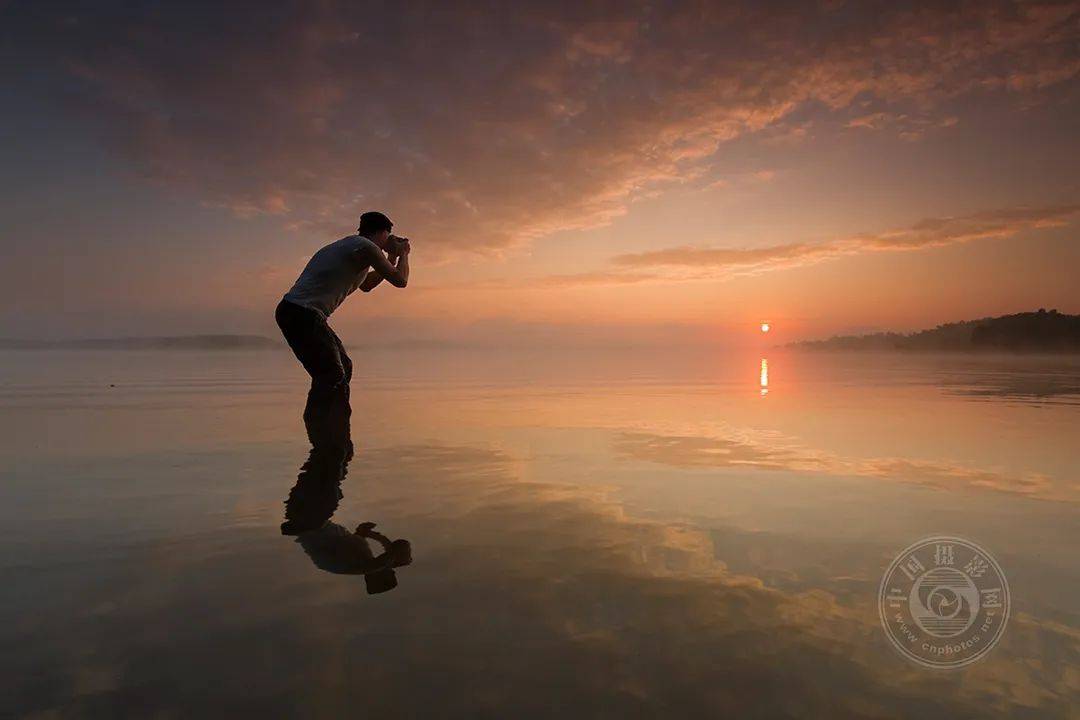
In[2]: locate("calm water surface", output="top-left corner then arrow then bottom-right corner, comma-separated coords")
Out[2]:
1,348 -> 1077,718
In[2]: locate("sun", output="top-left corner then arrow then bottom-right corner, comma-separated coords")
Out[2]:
760,322 -> 770,333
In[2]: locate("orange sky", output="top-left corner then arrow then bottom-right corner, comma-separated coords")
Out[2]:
2,1 -> 1078,344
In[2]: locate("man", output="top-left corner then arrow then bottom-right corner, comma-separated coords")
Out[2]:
275,211 -> 410,405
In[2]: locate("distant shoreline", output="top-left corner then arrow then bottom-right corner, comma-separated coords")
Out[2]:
788,346 -> 1080,356
0,335 -> 282,351
790,310 -> 1080,354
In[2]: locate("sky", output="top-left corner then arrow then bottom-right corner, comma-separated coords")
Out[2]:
1,0 -> 1078,346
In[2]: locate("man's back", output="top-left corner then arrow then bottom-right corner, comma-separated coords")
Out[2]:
283,234 -> 378,318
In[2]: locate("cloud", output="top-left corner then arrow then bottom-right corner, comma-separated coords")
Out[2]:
614,430 -> 1072,502
844,111 -> 960,140
10,0 -> 1080,255
532,204 -> 1079,286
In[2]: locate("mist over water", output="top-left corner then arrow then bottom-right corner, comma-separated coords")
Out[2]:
1,348 -> 1077,717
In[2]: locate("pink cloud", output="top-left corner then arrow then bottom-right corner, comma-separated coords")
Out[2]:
24,1 -> 1080,256
537,204 -> 1080,286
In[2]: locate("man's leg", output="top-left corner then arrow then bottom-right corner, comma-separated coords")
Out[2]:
329,327 -> 353,395
325,326 -> 353,425
276,301 -> 348,401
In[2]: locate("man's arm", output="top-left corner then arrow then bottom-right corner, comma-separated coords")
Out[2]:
358,256 -> 389,292
358,242 -> 409,288
359,237 -> 406,292
355,522 -> 394,550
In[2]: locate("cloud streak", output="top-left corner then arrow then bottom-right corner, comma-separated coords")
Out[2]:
9,0 -> 1080,255
614,430 -> 1072,502
537,204 -> 1080,286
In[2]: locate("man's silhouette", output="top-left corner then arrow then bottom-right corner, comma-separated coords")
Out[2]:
283,389 -> 412,594
280,391 -> 352,537
275,211 -> 410,403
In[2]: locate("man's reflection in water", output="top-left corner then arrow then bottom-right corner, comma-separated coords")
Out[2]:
282,390 -> 412,594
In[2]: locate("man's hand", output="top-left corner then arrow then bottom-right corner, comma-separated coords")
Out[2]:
389,235 -> 410,257
361,240 -> 410,288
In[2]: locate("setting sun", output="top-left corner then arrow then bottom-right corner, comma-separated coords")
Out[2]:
761,323 -> 770,333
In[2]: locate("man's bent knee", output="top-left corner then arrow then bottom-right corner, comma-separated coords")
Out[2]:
310,363 -> 348,392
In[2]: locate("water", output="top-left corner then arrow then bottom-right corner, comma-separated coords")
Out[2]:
1,348 -> 1077,718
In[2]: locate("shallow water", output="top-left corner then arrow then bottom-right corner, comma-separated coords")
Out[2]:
1,348 -> 1077,718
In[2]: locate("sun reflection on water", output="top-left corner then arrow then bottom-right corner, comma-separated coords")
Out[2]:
760,358 -> 769,396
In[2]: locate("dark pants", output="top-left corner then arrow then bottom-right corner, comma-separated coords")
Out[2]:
275,299 -> 353,408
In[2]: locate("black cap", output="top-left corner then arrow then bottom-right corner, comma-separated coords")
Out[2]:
358,211 -> 393,235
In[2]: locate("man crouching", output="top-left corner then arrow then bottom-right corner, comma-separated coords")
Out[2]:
275,211 -> 410,405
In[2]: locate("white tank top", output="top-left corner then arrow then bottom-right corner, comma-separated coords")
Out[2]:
283,235 -> 377,318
